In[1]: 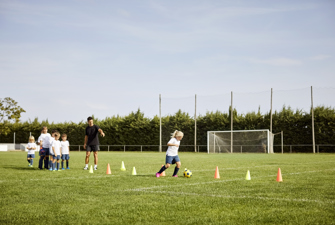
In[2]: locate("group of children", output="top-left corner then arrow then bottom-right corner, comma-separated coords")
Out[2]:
26,125 -> 185,177
26,126 -> 70,171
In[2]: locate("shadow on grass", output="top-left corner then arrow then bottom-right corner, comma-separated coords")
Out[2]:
2,166 -> 42,171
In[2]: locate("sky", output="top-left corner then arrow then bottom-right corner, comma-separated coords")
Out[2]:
1,0 -> 334,123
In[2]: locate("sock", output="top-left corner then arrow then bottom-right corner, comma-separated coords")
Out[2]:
94,164 -> 97,168
66,161 -> 69,168
173,167 -> 180,176
53,162 -> 56,170
61,161 -> 64,168
49,160 -> 52,169
30,159 -> 33,165
27,159 -> 30,164
85,164 -> 88,168
57,163 -> 59,170
158,165 -> 167,174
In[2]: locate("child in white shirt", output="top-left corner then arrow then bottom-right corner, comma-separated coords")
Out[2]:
26,136 -> 37,167
60,134 -> 70,170
51,132 -> 61,171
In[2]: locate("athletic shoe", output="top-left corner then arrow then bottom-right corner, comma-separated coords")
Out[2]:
30,165 -> 33,167
156,173 -> 160,178
66,167 -> 70,170
172,175 -> 178,177
49,168 -> 53,171
62,168 -> 65,170
83,167 -> 88,170
54,169 -> 57,171
94,167 -> 97,170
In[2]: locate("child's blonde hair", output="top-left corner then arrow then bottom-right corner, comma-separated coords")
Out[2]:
29,136 -> 35,142
171,130 -> 184,138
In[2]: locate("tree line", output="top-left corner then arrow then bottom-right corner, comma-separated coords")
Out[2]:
0,106 -> 334,153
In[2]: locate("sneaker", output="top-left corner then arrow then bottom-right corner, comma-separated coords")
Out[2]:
62,168 -> 65,170
66,167 -> 70,170
84,166 -> 88,170
156,173 -> 160,178
94,167 -> 97,170
172,175 -> 178,177
30,165 -> 33,167
54,169 -> 57,171
49,168 -> 53,171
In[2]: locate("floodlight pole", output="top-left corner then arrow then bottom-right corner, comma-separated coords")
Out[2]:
194,94 -> 197,152
270,88 -> 273,133
230,91 -> 233,153
311,86 -> 315,154
159,94 -> 162,152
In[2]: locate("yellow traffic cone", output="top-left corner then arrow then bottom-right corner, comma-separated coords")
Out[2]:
120,161 -> 126,171
132,167 -> 137,175
89,165 -> 93,173
245,170 -> 251,180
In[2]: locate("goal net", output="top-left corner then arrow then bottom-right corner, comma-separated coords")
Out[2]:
207,129 -> 274,153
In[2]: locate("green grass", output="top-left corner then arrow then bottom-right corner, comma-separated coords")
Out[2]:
0,152 -> 334,225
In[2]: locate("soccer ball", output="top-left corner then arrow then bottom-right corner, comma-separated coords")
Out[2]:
183,168 -> 192,178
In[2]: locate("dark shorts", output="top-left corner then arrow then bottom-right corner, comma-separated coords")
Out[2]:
53,155 -> 60,160
166,155 -> 180,165
39,148 -> 49,157
61,154 -> 70,160
27,154 -> 35,159
87,145 -> 99,152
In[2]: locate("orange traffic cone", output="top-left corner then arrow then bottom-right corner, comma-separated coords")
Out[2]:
276,168 -> 283,182
214,166 -> 220,179
106,163 -> 111,175
160,165 -> 166,176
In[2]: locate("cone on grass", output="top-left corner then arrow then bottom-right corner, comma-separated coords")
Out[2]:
214,166 -> 220,179
246,170 -> 251,180
276,168 -> 283,182
160,165 -> 166,176
120,161 -> 126,171
89,165 -> 93,174
132,167 -> 137,175
106,163 -> 111,175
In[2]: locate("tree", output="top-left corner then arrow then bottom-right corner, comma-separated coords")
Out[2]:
0,97 -> 26,135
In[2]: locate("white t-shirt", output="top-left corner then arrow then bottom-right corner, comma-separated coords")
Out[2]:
27,143 -> 37,155
38,133 -> 52,148
49,137 -> 55,154
166,138 -> 180,156
52,140 -> 61,156
61,141 -> 70,154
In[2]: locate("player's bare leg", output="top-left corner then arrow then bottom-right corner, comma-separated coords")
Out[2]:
85,151 -> 91,164
93,151 -> 98,169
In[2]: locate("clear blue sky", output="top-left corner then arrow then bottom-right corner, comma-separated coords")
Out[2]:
1,0 -> 334,123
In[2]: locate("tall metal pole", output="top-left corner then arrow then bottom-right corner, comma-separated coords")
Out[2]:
270,88 -> 273,133
194,94 -> 197,153
159,94 -> 162,152
281,131 -> 283,154
14,132 -> 15,149
230,91 -> 233,153
311,86 -> 315,154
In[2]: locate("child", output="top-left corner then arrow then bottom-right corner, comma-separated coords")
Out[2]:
156,130 -> 184,177
37,126 -> 52,170
26,136 -> 37,167
51,132 -> 61,171
60,134 -> 70,170
48,130 -> 57,169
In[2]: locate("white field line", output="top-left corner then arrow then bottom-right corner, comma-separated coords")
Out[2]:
0,175 -> 120,183
124,168 -> 335,192
136,190 -> 335,205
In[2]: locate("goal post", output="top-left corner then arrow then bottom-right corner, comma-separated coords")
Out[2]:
207,129 -> 275,153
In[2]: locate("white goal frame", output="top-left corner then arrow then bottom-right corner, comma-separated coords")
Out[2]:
207,129 -> 273,154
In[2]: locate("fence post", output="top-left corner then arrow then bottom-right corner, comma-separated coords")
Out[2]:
241,146 -> 242,153
124,145 -> 126,152
108,145 -> 109,152
79,145 -> 80,152
317,145 -> 319,153
290,145 -> 292,153
141,146 -> 142,152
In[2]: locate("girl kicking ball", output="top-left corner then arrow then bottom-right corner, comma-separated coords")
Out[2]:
156,130 -> 184,177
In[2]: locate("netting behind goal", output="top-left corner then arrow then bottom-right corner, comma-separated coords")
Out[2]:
207,130 -> 272,153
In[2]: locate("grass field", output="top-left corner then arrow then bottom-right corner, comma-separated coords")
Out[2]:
0,151 -> 334,225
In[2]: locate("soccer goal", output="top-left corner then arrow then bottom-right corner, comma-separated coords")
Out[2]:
207,129 -> 274,153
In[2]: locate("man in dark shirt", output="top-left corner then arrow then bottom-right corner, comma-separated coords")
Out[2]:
83,116 -> 105,170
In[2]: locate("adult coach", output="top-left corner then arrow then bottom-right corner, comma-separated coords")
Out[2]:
83,116 -> 105,170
